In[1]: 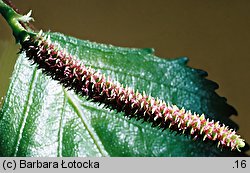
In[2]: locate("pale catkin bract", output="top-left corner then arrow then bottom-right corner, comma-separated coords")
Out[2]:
20,32 -> 245,151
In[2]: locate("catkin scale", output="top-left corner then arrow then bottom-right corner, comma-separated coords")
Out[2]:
21,32 -> 245,151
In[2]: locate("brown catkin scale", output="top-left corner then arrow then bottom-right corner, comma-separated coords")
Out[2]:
21,31 -> 245,151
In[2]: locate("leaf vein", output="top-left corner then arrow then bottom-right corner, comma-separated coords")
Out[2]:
57,90 -> 66,157
64,90 -> 108,156
13,67 -> 38,156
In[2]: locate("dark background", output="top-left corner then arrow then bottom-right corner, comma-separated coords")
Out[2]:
0,0 -> 250,155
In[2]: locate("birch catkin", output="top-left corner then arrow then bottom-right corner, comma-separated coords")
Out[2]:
21,32 -> 245,151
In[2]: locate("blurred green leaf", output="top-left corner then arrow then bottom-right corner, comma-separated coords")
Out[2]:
0,32 -> 243,156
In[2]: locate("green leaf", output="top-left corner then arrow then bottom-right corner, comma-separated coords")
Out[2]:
0,32 -> 243,156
